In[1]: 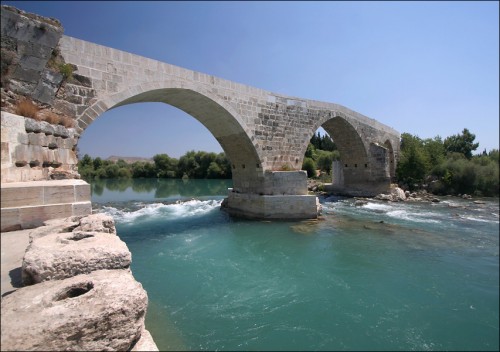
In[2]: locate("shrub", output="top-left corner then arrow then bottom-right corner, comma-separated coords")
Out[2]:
280,163 -> 293,171
302,157 -> 317,178
15,98 -> 40,119
59,115 -> 74,128
43,112 -> 60,125
58,63 -> 75,81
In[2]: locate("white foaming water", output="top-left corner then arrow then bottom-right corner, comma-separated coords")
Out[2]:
329,200 -> 443,224
386,209 -> 441,223
102,199 -> 222,223
362,203 -> 394,211
461,215 -> 498,223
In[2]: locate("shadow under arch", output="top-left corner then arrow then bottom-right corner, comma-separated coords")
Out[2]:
77,84 -> 264,193
300,114 -> 370,188
384,139 -> 396,180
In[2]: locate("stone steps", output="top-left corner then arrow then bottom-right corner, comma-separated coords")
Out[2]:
1,179 -> 91,232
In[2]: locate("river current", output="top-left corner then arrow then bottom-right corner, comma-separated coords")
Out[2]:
91,178 -> 499,351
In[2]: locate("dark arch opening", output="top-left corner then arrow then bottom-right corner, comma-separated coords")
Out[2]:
320,116 -> 369,187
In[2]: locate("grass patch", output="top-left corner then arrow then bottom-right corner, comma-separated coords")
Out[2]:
15,98 -> 40,119
44,111 -> 60,125
59,115 -> 74,128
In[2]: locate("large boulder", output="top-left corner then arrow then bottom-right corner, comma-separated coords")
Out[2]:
22,230 -> 131,285
1,269 -> 147,351
375,187 -> 407,202
132,327 -> 160,352
28,216 -> 80,242
73,213 -> 116,234
390,187 -> 407,201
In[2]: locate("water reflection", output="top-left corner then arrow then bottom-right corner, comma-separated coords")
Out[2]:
90,178 -> 233,201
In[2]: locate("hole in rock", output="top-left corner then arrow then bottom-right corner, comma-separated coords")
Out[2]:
68,232 -> 95,241
55,281 -> 94,301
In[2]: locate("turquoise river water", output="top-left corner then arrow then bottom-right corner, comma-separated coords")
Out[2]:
90,178 -> 499,351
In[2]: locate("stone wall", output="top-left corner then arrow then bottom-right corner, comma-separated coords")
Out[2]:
261,170 -> 308,195
224,192 -> 320,220
1,5 -> 63,101
1,5 -> 96,129
1,111 -> 79,183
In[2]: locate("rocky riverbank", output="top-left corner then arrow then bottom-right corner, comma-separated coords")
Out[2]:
0,213 -> 158,351
307,179 -> 489,206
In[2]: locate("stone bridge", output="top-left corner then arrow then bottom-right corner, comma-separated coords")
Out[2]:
1,3 -> 399,220
55,35 -> 400,219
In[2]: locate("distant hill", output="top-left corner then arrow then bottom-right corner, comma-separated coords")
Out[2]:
106,156 -> 154,164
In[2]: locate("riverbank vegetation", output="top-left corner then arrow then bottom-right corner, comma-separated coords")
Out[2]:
397,128 -> 499,196
302,132 -> 340,178
78,151 -> 232,180
78,128 -> 498,197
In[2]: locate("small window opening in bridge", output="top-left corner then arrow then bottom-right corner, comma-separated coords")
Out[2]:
256,163 -> 260,168
242,164 -> 245,169
365,163 -> 368,168
345,164 -> 348,168
355,164 -> 357,168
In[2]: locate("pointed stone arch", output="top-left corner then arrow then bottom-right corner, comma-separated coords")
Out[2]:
76,81 -> 264,194
320,115 -> 370,188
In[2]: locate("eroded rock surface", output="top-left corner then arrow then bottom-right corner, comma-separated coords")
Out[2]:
1,269 -> 147,351
22,230 -> 131,285
73,213 -> 116,234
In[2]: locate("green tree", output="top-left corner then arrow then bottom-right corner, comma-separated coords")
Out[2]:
207,162 -> 223,178
443,128 -> 479,159
116,159 -> 128,169
423,136 -> 445,166
302,157 -> 317,178
79,154 -> 93,167
320,133 -> 336,151
177,151 -> 200,178
305,143 -> 315,159
93,157 -> 103,170
316,150 -> 335,174
216,152 -> 232,178
310,132 -> 320,150
153,153 -> 177,178
396,133 -> 429,190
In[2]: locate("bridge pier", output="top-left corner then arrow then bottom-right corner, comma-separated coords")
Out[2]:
222,170 -> 321,220
222,193 -> 320,220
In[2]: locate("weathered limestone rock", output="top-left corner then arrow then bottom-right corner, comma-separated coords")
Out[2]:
72,213 -> 116,234
375,193 -> 393,201
375,186 -> 406,202
391,187 -> 407,201
1,5 -> 63,105
132,327 -> 160,352
2,112 -> 81,184
1,269 -> 148,351
48,168 -> 81,180
22,230 -> 131,285
28,216 -> 80,242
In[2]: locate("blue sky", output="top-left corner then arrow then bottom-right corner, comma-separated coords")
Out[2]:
4,1 -> 499,159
